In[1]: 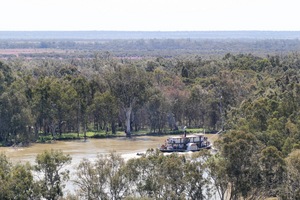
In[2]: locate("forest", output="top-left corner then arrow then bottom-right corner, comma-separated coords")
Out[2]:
1,36 -> 300,199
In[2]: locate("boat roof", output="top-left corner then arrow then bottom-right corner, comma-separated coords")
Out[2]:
168,134 -> 204,139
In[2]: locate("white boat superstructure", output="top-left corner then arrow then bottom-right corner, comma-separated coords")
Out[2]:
159,134 -> 211,152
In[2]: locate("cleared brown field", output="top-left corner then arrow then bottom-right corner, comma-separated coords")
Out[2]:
0,48 -> 68,57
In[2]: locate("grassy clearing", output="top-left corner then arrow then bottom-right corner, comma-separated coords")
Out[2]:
36,128 -> 218,143
36,131 -> 125,143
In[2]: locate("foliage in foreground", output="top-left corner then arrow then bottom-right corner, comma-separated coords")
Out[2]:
74,150 -> 211,200
3,147 -> 300,200
0,150 -> 71,200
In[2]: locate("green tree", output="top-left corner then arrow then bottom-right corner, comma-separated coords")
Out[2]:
72,76 -> 90,138
219,131 -> 262,199
206,153 -> 229,200
184,151 -> 212,200
185,85 -> 211,128
89,91 -> 118,134
0,61 -> 14,93
159,154 -> 186,199
125,149 -> 163,198
107,65 -> 152,137
259,146 -> 285,197
146,90 -> 168,133
0,84 -> 33,145
35,149 -> 72,200
9,163 -> 40,200
125,149 -> 211,199
74,152 -> 128,200
32,77 -> 52,135
281,150 -> 300,199
105,153 -> 128,200
74,158 -> 108,200
0,153 -> 39,199
0,153 -> 13,199
48,79 -> 77,136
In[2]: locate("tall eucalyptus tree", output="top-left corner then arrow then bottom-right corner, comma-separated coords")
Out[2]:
106,64 -> 152,137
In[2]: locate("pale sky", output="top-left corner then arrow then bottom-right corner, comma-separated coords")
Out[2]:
1,0 -> 300,31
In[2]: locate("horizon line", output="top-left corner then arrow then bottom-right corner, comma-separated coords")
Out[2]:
1,30 -> 300,32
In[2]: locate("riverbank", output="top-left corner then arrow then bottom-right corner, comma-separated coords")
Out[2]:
37,128 -> 218,143
0,128 -> 220,148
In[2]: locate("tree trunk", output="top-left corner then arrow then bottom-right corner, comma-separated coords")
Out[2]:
125,106 -> 132,137
77,101 -> 80,137
111,121 -> 116,134
83,122 -> 87,141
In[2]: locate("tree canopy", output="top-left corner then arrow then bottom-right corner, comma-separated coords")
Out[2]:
1,37 -> 300,199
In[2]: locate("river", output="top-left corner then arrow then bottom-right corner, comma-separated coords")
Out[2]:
0,136 -> 168,163
0,134 -> 219,196
0,135 -> 171,193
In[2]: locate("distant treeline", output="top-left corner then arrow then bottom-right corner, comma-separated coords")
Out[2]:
1,38 -> 300,58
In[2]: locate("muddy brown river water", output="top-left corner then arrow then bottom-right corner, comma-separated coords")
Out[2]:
0,136 -> 171,164
0,134 -> 219,163
0,134 -> 219,194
